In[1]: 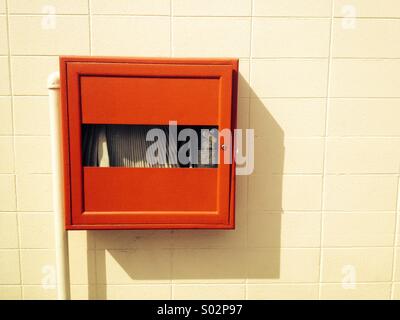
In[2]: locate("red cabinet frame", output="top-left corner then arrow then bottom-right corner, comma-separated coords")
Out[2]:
60,57 -> 238,230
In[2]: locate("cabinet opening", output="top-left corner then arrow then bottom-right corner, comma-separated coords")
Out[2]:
82,124 -> 219,168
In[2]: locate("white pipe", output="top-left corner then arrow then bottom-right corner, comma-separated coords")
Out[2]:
48,72 -> 70,300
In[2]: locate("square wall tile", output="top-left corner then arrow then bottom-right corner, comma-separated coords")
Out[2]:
173,284 -> 245,300
397,215 -> 400,246
325,138 -> 400,174
320,283 -> 391,300
91,16 -> 170,56
247,248 -> 320,283
13,96 -> 50,135
253,0 -> 332,17
391,283 -> 400,300
97,285 -> 171,300
0,16 -> 8,55
173,17 -> 250,57
394,248 -> 400,281
15,136 -> 51,173
70,285 -> 94,300
235,176 -> 247,209
328,99 -> 400,136
172,249 -> 246,283
238,59 -> 250,98
237,97 -> 249,129
0,213 -> 19,248
334,0 -> 400,18
97,249 -> 171,284
248,212 -> 321,248
254,137 -> 324,174
0,250 -> 21,284
8,0 -> 89,14
68,248 -> 95,285
252,18 -> 330,58
0,137 -> 14,173
22,285 -> 56,300
330,59 -> 400,97
0,286 -> 21,300
90,0 -> 170,15
323,175 -> 398,211
251,59 -> 328,98
321,248 -> 393,282
9,15 -> 89,55
16,174 -> 53,212
20,249 -> 55,285
94,229 -> 172,250
67,230 -> 95,249
0,97 -> 12,135
248,174 -> 322,211
322,213 -> 396,247
333,19 -> 400,58
0,57 -> 10,95
20,214 -> 54,249
173,0 -> 251,16
247,284 -> 319,300
11,56 -> 59,95
250,98 -> 326,137
0,175 -> 16,211
172,209 -> 246,249
0,0 -> 5,13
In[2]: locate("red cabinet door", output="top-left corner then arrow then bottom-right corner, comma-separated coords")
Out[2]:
60,57 -> 237,230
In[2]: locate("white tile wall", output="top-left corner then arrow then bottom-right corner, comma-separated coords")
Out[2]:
173,0 -> 251,17
330,60 -> 400,97
327,99 -> 400,136
0,97 -> 13,135
8,0 -> 89,14
252,18 -> 331,58
332,19 -> 400,58
173,17 -> 251,57
250,59 -> 328,97
11,56 -> 59,95
323,175 -> 398,211
0,0 -> 399,300
253,0 -> 332,17
334,0 -> 400,18
0,0 -> 5,13
91,0 -> 170,15
0,57 -> 11,95
9,15 -> 90,55
91,16 -> 170,56
0,15 -> 8,54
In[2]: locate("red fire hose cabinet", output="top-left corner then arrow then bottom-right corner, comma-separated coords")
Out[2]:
60,57 -> 238,230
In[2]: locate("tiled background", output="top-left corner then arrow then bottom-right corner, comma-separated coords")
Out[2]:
0,0 -> 400,300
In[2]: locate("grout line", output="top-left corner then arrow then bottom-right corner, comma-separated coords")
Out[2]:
4,0 -> 23,298
5,13 -> 171,17
4,13 -> 400,19
318,0 -> 335,300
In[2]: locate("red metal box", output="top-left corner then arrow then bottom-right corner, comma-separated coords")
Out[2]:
60,57 -> 238,230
